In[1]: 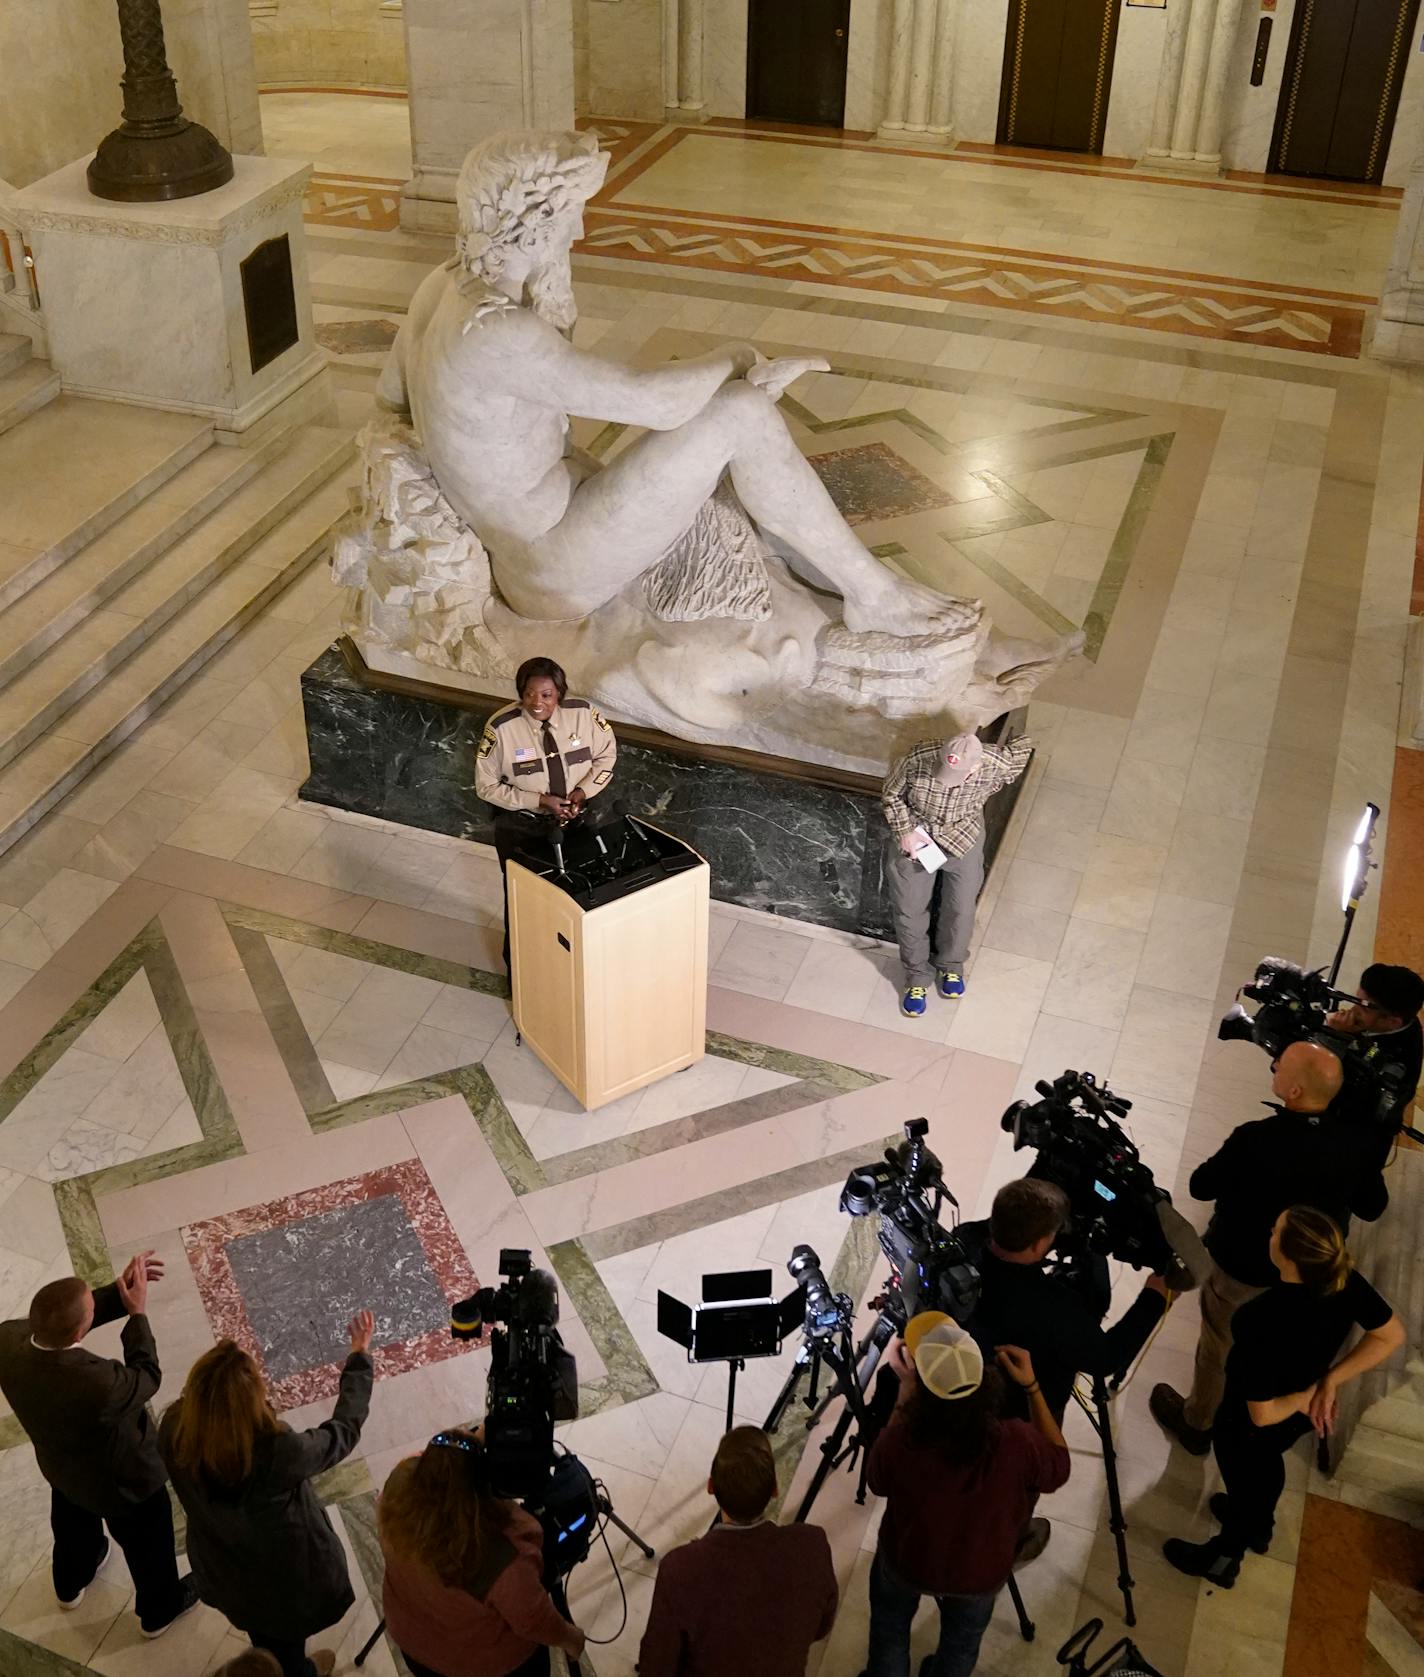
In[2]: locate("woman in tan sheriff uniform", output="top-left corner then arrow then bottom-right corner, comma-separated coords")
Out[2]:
474,656 -> 617,970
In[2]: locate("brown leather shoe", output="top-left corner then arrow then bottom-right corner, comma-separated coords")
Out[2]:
310,1652 -> 336,1676
1150,1382 -> 1212,1456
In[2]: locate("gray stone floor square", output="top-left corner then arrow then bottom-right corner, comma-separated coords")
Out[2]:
225,1192 -> 449,1379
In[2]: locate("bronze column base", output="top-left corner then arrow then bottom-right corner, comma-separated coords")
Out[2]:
88,118 -> 235,203
87,0 -> 235,203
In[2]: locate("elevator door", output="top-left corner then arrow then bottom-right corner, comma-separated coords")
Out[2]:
1270,0 -> 1420,184
996,0 -> 1122,153
746,0 -> 851,128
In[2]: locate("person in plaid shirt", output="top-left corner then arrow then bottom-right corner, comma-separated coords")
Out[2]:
880,731 -> 1033,1017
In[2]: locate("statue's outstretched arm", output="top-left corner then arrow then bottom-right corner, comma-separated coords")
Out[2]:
480,311 -> 755,432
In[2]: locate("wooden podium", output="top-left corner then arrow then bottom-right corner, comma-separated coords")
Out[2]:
507,828 -> 709,1111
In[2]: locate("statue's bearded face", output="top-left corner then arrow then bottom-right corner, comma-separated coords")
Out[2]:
524,202 -> 584,334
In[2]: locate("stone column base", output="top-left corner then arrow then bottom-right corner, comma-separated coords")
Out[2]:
399,169 -> 459,236
1370,315 -> 1424,366
1135,153 -> 1222,177
875,125 -> 956,149
14,154 -> 324,433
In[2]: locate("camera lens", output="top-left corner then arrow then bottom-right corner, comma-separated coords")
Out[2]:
840,1168 -> 878,1217
450,1295 -> 484,1342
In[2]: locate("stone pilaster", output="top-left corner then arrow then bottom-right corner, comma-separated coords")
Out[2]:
878,0 -> 953,144
1371,152 -> 1424,363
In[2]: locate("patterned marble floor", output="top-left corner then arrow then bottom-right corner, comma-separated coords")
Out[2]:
3,98 -> 1424,1677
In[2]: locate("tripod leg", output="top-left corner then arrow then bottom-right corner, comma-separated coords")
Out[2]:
602,1505 -> 656,1561
1092,1376 -> 1137,1628
1005,1575 -> 1036,1642
763,1353 -> 810,1434
353,1618 -> 386,1668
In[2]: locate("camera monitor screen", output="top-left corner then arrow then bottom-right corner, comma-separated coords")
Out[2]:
693,1300 -> 783,1362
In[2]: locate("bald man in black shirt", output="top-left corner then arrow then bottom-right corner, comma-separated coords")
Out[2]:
1151,1040 -> 1387,1456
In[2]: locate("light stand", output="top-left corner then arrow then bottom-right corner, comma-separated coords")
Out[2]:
1329,802 -> 1380,987
657,1268 -> 799,1434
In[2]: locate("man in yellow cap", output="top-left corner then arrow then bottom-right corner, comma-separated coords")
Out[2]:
880,730 -> 1032,1018
860,1313 -> 1067,1677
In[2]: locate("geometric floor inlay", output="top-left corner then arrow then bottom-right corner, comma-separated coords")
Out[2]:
182,1159 -> 481,1408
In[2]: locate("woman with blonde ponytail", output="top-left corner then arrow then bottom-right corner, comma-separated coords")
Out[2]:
1164,1205 -> 1403,1588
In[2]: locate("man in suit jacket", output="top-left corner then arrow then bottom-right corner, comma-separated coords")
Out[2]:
0,1251 -> 196,1636
638,1426 -> 838,1677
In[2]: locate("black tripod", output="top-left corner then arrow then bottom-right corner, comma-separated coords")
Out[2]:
763,1298 -> 1037,1645
352,1478 -> 654,1675
1071,1372 -> 1136,1627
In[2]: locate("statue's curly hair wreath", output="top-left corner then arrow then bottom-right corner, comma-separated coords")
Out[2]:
455,129 -> 608,285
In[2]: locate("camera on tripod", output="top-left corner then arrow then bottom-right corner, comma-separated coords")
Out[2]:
786,1245 -> 854,1339
1218,956 -> 1408,1129
1001,1070 -> 1208,1291
839,1117 -> 980,1325
450,1249 -> 568,1500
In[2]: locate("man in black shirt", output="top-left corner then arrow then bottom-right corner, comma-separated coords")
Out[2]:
1150,1040 -> 1387,1456
1327,961 -> 1424,1141
963,1178 -> 1169,1425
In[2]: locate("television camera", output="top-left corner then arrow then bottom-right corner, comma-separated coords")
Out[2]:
450,1249 -> 574,1500
1001,1070 -> 1209,1293
1218,956 -> 1410,1131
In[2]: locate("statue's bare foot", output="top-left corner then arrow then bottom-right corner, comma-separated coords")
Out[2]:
842,573 -> 982,639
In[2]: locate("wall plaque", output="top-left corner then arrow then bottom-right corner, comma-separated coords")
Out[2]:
240,234 -> 299,374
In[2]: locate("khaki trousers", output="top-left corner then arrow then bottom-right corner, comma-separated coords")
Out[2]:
1184,1264 -> 1267,1431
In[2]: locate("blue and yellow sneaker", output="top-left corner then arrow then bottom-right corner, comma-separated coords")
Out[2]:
937,969 -> 966,999
900,985 -> 928,1017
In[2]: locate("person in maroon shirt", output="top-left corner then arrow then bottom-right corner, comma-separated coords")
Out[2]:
638,1425 -> 838,1677
861,1314 -> 1069,1677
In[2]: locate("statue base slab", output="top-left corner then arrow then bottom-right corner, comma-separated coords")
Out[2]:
299,639 -> 1030,941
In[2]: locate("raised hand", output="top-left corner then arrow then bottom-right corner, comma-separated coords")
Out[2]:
746,356 -> 830,402
116,1250 -> 158,1316
349,1310 -> 376,1355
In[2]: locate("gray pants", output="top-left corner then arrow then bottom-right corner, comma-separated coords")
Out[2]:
885,833 -> 984,988
1184,1264 -> 1267,1431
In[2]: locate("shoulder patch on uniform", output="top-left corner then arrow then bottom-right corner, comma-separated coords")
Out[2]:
562,697 -> 590,711
477,727 -> 495,759
592,708 -> 611,732
490,705 -> 523,729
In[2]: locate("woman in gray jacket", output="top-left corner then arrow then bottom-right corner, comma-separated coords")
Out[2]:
158,1312 -> 374,1677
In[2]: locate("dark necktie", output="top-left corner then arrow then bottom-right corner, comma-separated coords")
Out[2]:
541,723 -> 567,799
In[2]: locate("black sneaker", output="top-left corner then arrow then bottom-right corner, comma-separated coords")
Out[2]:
1162,1536 -> 1240,1588
141,1574 -> 200,1639
1209,1491 -> 1270,1554
56,1537 -> 112,1608
1150,1382 -> 1213,1457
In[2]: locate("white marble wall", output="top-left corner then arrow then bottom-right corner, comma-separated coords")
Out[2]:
0,0 -> 261,189
401,0 -> 575,231
249,0 -> 409,91
1103,0 -> 1169,158
703,0 -> 751,119
580,0 -> 666,118
949,0 -> 1008,143
1383,17 -> 1424,187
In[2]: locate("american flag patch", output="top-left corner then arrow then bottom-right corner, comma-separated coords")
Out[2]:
513,746 -> 536,761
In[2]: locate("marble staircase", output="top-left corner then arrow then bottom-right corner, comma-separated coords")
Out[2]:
0,332 -> 59,436
0,347 -> 353,853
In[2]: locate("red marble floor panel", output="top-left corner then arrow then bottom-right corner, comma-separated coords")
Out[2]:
1285,1495 -> 1424,1676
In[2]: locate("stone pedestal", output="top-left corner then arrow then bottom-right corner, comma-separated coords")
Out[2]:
399,0 -> 575,235
299,640 -> 1030,942
1371,154 -> 1424,365
13,153 -> 326,435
